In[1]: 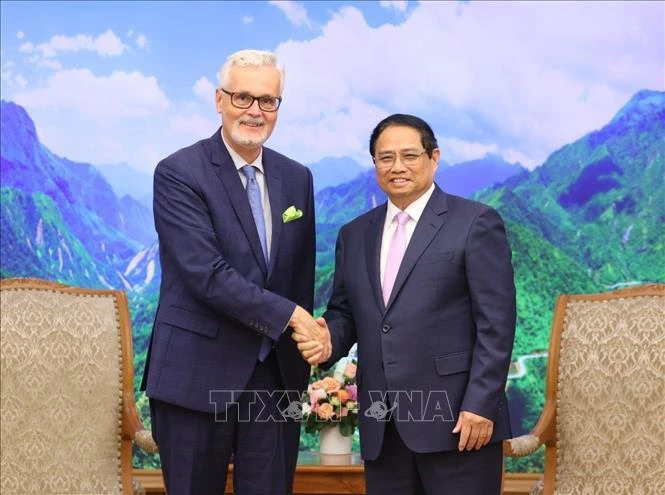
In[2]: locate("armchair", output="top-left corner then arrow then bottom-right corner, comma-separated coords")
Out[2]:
0,278 -> 158,494
504,284 -> 665,494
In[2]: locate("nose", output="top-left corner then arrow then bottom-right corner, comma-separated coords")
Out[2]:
246,99 -> 262,115
391,156 -> 408,172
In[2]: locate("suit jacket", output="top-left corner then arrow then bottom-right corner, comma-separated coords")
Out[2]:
141,128 -> 315,414
324,185 -> 516,461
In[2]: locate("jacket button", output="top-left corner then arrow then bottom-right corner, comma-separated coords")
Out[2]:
382,324 -> 391,333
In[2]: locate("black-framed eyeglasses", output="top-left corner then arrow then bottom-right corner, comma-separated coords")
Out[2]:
373,150 -> 429,169
218,88 -> 282,112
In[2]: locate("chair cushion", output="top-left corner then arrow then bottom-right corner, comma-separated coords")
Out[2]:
555,294 -> 665,492
1,287 -> 124,494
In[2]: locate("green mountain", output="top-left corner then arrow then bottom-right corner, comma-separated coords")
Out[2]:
1,187 -> 109,286
0,100 -> 158,289
477,89 -> 665,287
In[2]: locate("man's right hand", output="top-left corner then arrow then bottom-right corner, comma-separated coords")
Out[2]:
289,307 -> 331,364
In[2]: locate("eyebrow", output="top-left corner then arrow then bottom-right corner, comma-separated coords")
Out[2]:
376,148 -> 421,155
235,91 -> 278,98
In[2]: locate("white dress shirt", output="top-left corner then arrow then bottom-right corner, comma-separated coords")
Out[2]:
380,183 -> 436,286
221,133 -> 272,256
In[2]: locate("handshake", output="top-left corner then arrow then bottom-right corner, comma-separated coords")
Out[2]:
289,305 -> 332,365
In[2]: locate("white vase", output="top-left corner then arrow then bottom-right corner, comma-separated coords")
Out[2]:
319,424 -> 352,455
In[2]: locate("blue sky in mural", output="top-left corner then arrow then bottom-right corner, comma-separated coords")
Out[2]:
1,0 -> 663,173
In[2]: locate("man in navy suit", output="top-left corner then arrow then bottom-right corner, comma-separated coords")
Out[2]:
296,114 -> 516,494
142,49 -> 326,495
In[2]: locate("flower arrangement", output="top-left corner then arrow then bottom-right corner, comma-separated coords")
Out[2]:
303,357 -> 358,437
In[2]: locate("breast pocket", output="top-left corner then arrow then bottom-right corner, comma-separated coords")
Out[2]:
282,219 -> 305,232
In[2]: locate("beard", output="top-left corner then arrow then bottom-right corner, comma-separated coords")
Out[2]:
230,118 -> 270,147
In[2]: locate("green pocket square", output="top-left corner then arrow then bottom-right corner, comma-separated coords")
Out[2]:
282,206 -> 303,223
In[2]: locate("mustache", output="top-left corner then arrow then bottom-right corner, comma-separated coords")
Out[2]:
239,117 -> 265,126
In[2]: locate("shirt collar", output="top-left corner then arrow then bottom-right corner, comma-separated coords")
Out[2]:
385,183 -> 436,224
220,129 -> 264,173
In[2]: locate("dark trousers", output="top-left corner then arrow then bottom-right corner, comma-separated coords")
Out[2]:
364,419 -> 503,495
150,353 -> 301,495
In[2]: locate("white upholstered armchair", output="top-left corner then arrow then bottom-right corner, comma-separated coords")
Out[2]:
1,278 -> 158,494
504,284 -> 665,494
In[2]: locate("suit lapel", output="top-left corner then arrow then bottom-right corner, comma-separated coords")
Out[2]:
385,187 -> 449,310
210,129 -> 268,276
264,156 -> 284,281
365,205 -> 387,312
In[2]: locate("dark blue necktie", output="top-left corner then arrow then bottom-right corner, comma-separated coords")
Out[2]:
242,165 -> 272,361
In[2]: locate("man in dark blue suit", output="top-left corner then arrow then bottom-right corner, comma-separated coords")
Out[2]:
297,114 -> 516,494
141,49 -> 325,495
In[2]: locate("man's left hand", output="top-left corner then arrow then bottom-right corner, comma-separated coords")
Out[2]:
452,410 -> 494,451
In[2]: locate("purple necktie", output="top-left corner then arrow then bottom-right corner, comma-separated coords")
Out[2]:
382,211 -> 410,305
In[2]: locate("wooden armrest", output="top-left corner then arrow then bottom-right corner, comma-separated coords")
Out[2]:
135,429 -> 159,453
122,393 -> 159,453
504,379 -> 556,458
503,434 -> 542,457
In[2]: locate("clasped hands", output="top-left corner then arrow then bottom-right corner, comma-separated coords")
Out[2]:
289,306 -> 331,365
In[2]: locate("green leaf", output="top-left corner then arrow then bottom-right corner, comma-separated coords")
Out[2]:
339,421 -> 353,437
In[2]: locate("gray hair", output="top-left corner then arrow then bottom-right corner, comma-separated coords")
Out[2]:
218,49 -> 285,95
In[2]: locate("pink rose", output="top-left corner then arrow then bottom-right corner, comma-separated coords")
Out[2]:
309,391 -> 319,411
346,384 -> 357,401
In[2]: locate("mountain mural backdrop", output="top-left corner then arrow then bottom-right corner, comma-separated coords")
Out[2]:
1,90 -> 663,472
0,101 -> 158,290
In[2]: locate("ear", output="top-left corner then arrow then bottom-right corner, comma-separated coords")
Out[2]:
215,89 -> 223,113
431,148 -> 441,168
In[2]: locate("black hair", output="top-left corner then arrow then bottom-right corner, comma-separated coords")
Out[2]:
369,114 -> 438,157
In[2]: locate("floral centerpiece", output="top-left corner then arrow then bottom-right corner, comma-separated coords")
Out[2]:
303,357 -> 358,437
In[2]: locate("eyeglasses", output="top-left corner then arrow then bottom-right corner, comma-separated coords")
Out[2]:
218,88 -> 282,112
373,150 -> 429,169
